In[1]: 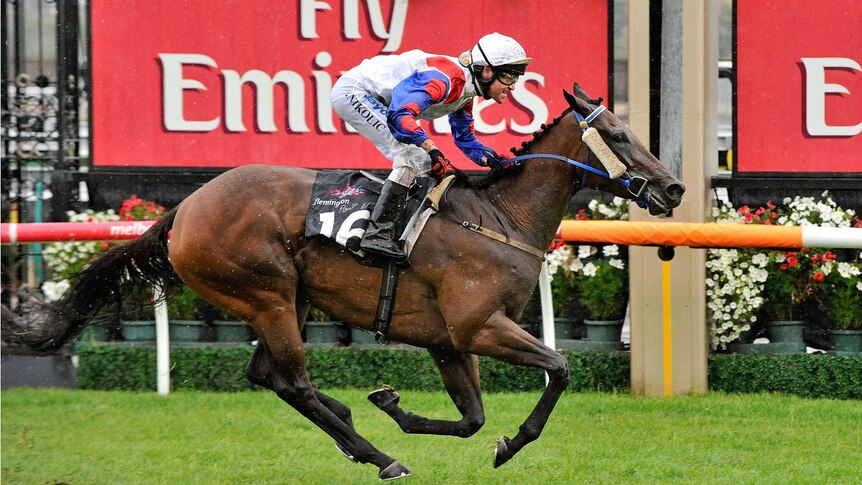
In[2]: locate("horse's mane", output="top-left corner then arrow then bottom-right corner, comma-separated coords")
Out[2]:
458,107 -> 574,191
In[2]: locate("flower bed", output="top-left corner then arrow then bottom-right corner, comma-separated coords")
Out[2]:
708,193 -> 861,349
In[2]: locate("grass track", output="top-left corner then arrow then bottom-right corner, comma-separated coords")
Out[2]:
2,389 -> 861,484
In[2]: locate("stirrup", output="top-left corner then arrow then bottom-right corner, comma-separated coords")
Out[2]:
360,239 -> 406,260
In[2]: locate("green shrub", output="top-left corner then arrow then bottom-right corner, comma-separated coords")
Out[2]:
707,353 -> 862,399
76,345 -> 861,399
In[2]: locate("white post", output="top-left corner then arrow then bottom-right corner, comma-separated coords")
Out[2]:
153,286 -> 170,395
538,259 -> 556,385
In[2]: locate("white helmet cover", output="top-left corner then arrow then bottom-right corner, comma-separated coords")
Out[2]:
469,32 -> 531,73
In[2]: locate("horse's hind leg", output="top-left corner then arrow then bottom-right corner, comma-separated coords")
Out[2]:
368,349 -> 485,437
245,339 -> 359,461
249,305 -> 410,480
245,340 -> 354,428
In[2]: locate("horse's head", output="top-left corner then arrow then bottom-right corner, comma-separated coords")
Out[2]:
564,83 -> 685,215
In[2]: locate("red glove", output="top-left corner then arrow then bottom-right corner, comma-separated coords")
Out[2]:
429,149 -> 455,181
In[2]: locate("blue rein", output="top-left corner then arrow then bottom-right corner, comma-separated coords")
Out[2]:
505,106 -> 651,209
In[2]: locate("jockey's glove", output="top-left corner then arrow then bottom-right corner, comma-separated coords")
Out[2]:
429,149 -> 456,181
482,147 -> 521,171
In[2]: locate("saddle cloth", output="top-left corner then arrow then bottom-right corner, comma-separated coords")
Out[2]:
304,170 -> 437,257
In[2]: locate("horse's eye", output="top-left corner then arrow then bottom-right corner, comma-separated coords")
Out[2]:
611,132 -> 628,144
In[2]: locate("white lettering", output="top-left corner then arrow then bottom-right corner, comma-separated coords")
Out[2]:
801,57 -> 862,136
509,73 -> 547,134
158,53 -> 220,132
313,52 -> 337,133
158,52 -> 549,138
300,0 -> 332,39
109,222 -> 150,237
222,69 -> 309,133
473,99 -> 506,134
432,75 -> 549,136
343,0 -> 408,53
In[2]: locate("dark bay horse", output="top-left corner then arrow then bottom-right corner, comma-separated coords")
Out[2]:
19,84 -> 683,480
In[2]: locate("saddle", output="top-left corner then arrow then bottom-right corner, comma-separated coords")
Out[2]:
304,170 -> 454,268
304,170 -> 455,344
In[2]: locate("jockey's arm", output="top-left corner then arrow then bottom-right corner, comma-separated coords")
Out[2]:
448,107 -> 491,167
387,71 -> 450,152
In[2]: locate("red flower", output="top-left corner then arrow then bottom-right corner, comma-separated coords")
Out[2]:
786,256 -> 798,267
813,272 -> 825,282
781,263 -> 788,270
548,240 -> 565,252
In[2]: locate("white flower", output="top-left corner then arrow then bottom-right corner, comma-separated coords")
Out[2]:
42,280 -> 70,302
583,262 -> 597,277
567,258 -> 584,273
609,258 -> 625,270
603,245 -> 620,257
578,245 -> 596,259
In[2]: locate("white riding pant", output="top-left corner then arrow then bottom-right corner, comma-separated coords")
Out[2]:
331,75 -> 430,186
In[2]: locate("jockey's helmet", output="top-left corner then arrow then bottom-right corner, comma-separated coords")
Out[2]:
461,32 -> 532,99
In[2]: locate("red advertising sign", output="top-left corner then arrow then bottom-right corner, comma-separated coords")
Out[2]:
91,1 -> 609,169
736,0 -> 862,173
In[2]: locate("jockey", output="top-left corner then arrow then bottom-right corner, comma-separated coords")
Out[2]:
331,32 -> 531,260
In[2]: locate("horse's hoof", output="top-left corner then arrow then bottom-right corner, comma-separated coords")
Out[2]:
493,436 -> 514,468
335,443 -> 358,463
368,387 -> 400,409
378,460 -> 412,480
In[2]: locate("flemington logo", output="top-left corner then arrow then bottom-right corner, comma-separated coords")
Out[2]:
329,183 -> 364,199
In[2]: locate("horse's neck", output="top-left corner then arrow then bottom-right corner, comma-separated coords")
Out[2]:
485,115 -> 585,249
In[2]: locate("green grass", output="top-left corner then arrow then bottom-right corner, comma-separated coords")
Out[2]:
2,389 -> 861,484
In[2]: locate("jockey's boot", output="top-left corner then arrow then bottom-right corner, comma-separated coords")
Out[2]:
360,180 -> 409,260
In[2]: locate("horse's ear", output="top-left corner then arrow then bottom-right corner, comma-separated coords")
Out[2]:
572,83 -> 590,101
564,88 -> 590,117
563,89 -> 578,108
572,82 -> 604,106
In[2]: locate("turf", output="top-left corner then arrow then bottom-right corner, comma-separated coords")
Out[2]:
2,389 -> 861,484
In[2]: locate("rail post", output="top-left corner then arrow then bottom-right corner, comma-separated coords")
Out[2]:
626,0 -> 718,397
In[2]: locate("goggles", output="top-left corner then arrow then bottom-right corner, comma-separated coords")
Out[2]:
495,71 -> 520,86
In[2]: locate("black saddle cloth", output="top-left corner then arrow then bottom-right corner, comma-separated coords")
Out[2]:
304,170 -> 434,265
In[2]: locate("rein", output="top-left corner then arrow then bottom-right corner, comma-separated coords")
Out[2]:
506,106 -> 650,208
446,105 -> 650,259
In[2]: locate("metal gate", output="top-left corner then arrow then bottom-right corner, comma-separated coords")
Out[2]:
2,0 -> 85,304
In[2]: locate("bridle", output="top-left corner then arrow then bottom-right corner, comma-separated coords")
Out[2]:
506,106 -> 651,209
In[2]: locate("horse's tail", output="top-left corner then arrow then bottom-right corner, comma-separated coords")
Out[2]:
17,207 -> 182,353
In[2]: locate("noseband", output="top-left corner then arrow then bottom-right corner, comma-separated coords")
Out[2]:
507,106 -> 651,209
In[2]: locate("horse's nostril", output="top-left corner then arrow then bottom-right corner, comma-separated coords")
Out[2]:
666,183 -> 685,199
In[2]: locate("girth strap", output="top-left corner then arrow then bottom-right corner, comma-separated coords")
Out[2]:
456,220 -> 546,260
373,259 -> 400,344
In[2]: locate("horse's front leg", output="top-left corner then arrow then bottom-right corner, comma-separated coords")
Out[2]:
368,348 -> 485,437
453,310 -> 570,468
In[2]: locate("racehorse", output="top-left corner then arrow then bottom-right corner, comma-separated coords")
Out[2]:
15,84 -> 684,480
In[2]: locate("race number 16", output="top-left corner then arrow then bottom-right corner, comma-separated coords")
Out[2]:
318,210 -> 370,245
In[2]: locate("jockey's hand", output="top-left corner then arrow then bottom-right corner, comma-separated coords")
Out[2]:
429,149 -> 456,181
482,147 -> 521,171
